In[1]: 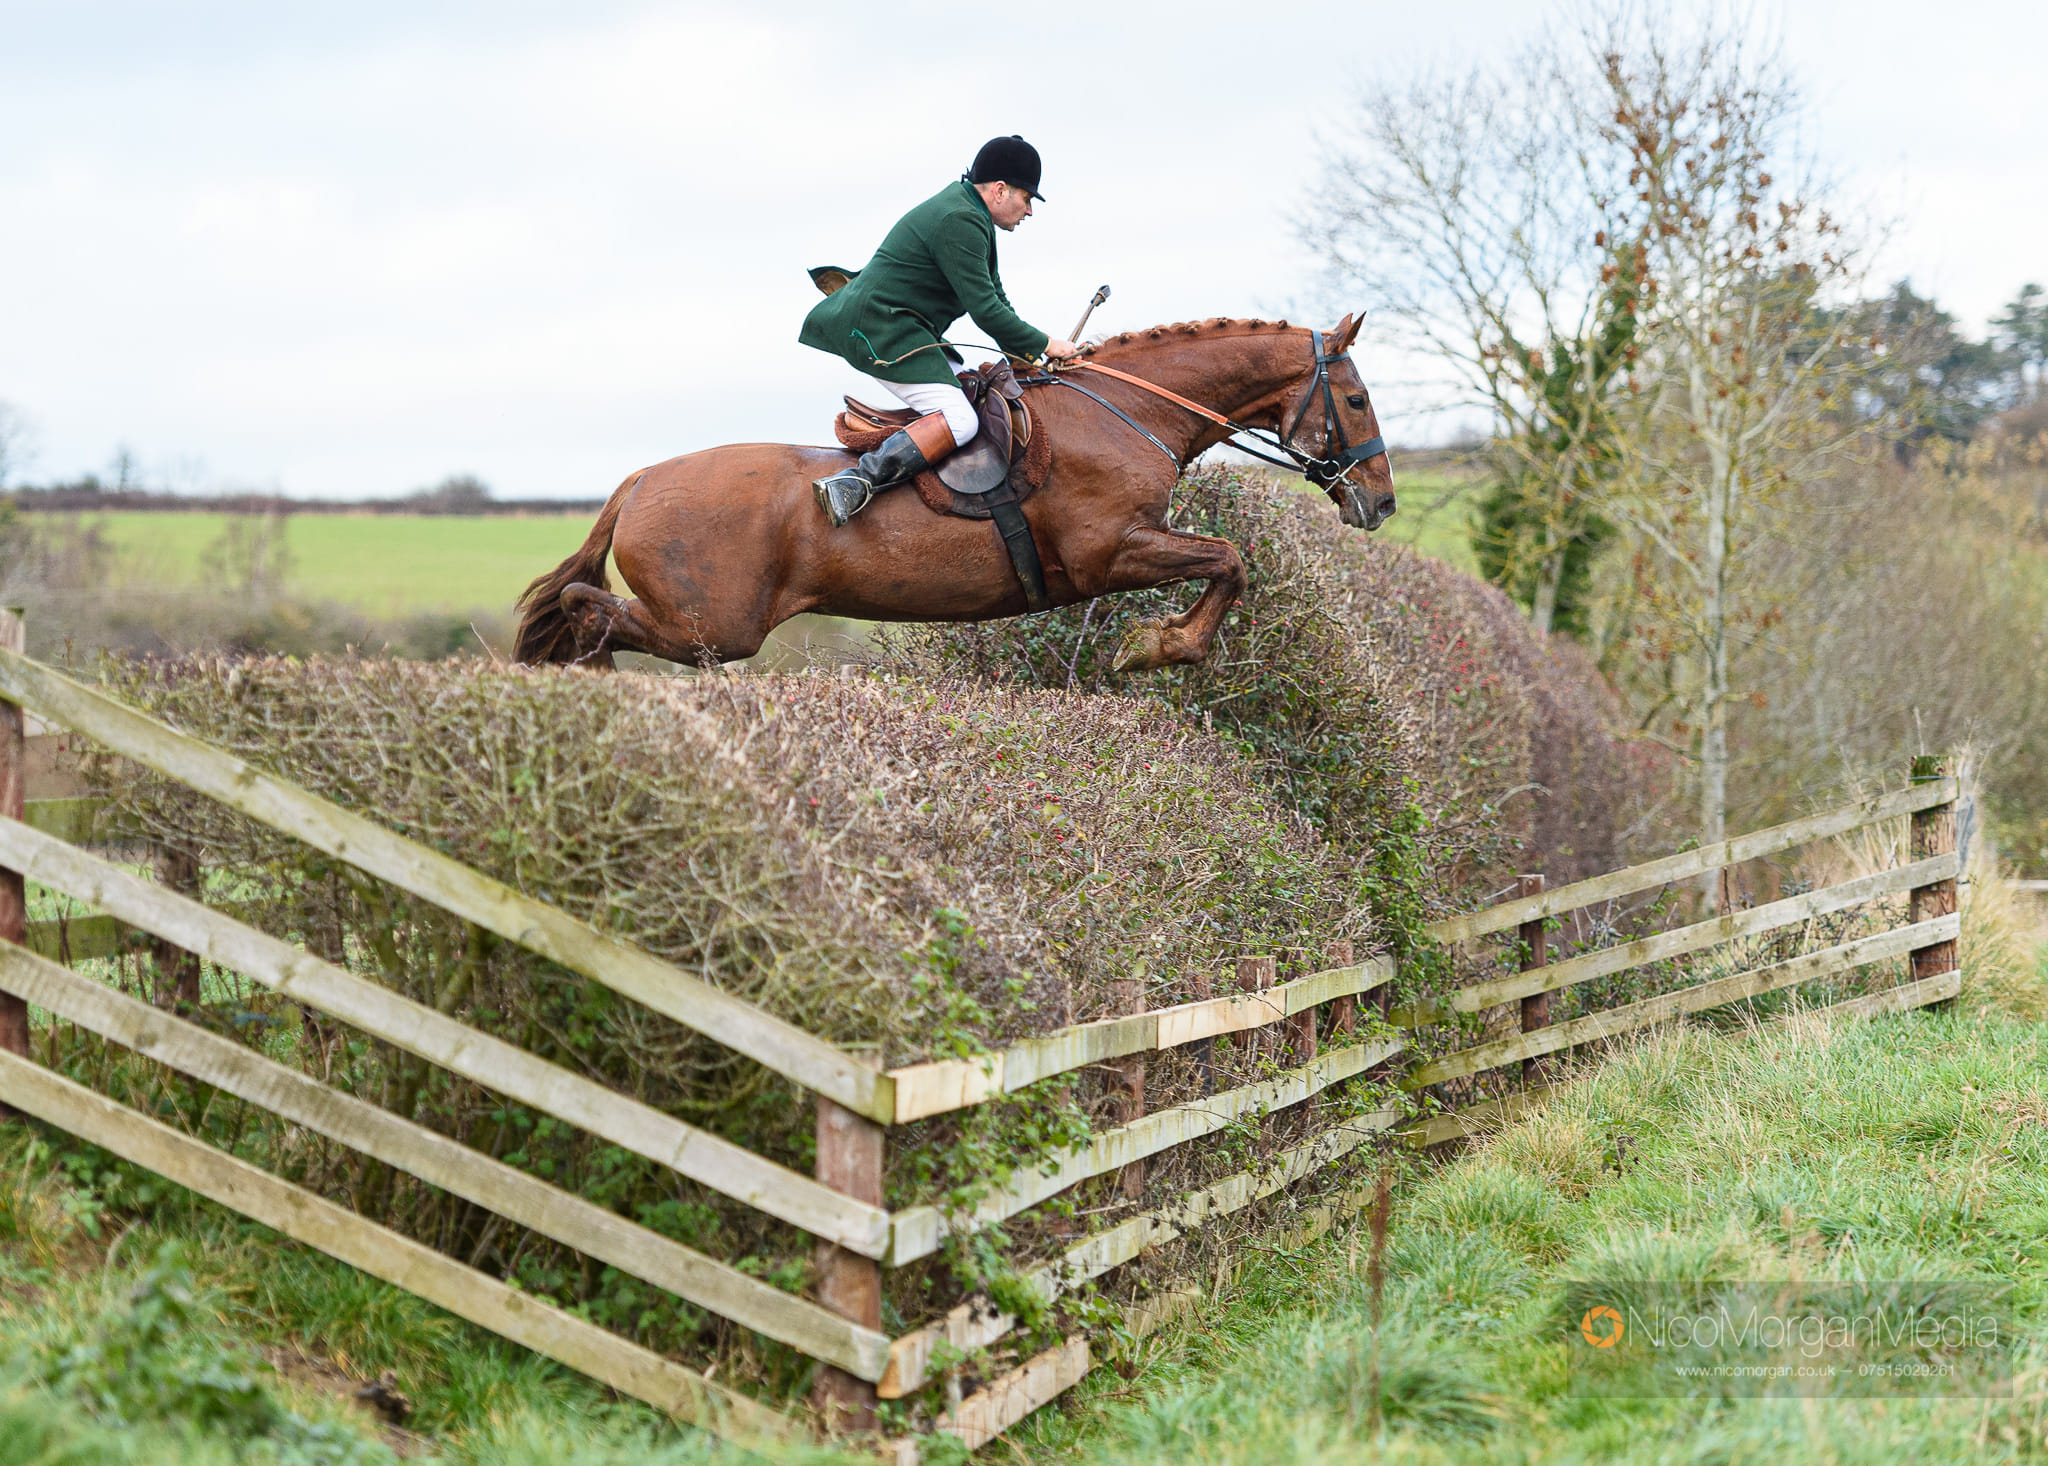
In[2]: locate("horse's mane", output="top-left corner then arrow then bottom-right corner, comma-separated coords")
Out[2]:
1082,317 -> 1297,357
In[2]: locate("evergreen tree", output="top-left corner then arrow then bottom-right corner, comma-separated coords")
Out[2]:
1471,245 -> 1642,639
1992,283 -> 2047,402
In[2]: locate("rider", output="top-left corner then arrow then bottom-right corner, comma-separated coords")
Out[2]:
801,135 -> 1080,527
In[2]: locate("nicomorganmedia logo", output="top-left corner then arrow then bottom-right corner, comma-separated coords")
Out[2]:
1581,1305 -> 1625,1349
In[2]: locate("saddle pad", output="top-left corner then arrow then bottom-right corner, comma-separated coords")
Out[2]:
832,373 -> 1052,520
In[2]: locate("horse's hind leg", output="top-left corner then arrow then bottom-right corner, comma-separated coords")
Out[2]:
560,583 -> 766,667
1095,526 -> 1247,673
558,584 -> 620,669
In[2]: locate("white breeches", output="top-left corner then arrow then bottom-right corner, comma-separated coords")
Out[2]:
864,374 -> 979,447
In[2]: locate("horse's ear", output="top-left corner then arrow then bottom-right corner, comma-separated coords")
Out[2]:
1329,311 -> 1365,354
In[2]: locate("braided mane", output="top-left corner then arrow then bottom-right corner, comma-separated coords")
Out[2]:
1083,317 -> 1296,356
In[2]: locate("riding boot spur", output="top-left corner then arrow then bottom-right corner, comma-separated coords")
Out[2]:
812,413 -> 956,527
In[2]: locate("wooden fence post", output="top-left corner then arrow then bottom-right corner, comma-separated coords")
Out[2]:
1316,940 -> 1354,1119
1324,939 -> 1356,1044
153,846 -> 204,1009
0,609 -> 26,1095
1236,955 -> 1277,1072
1284,951 -> 1319,1066
812,1064 -> 884,1436
1517,874 -> 1548,1088
1907,755 -> 1959,998
1111,975 -> 1146,1202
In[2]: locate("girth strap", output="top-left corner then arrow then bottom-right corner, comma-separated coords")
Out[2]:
981,479 -> 1049,612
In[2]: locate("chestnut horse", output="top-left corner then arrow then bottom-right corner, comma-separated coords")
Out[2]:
513,313 -> 1395,673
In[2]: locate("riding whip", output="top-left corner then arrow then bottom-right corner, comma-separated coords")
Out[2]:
1068,284 -> 1111,344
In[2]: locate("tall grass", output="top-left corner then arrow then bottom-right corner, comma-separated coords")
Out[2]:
1002,876 -> 2048,1464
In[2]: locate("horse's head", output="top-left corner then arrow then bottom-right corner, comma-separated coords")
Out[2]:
1285,312 -> 1396,532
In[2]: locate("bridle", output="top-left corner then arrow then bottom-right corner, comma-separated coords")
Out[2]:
1030,328 -> 1388,489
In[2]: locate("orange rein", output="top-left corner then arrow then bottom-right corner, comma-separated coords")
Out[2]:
1057,360 -> 1238,429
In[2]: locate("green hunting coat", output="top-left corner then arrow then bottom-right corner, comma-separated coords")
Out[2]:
799,180 -> 1050,386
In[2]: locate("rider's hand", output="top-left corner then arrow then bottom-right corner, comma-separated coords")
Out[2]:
1043,338 -> 1080,361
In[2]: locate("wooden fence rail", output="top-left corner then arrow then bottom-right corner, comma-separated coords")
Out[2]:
0,816 -> 893,1256
0,635 -> 1974,1460
1402,914 -> 1960,1089
1393,853 -> 1958,1026
0,941 -> 891,1380
0,1050 -> 800,1450
1421,779 -> 1957,945
887,1035 -> 1406,1265
0,648 -> 894,1123
886,955 -> 1391,1123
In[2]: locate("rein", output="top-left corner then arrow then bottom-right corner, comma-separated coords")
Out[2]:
1043,332 -> 1388,486
1067,361 -> 1236,428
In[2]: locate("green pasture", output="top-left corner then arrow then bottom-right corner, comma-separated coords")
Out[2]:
1374,466 -> 1482,574
74,512 -> 594,617
61,470 -> 1481,625
1252,465 -> 1482,575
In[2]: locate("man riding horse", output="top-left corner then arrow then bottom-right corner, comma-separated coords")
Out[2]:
513,131 -> 1398,673
800,135 -> 1079,527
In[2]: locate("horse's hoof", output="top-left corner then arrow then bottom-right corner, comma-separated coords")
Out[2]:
1112,624 -> 1166,674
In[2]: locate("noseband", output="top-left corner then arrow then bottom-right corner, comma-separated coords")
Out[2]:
1039,330 -> 1387,489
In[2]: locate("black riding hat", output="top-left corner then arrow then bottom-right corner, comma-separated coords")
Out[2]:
967,135 -> 1044,201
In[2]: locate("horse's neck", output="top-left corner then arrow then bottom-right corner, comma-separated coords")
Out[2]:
1096,332 -> 1308,434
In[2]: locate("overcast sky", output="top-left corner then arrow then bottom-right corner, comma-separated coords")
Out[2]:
1,1 -> 2041,500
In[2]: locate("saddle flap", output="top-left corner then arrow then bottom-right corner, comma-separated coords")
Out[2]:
936,374 -> 1017,497
935,430 -> 1009,497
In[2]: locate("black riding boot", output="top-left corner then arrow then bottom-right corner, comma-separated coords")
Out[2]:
813,413 -> 954,527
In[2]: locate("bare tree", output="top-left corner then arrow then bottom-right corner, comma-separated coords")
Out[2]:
1311,6 -> 1900,866
1586,15 -> 1875,860
1305,46 -> 1645,637
0,402 -> 32,490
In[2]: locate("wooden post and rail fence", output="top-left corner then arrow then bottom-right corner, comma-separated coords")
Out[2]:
0,626 -> 1972,1458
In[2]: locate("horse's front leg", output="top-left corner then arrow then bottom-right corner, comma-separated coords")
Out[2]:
1090,524 -> 1246,672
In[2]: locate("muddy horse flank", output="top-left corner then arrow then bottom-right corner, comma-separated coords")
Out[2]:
513,314 -> 1395,673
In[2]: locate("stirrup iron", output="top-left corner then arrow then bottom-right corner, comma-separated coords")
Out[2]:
813,471 -> 874,528
811,413 -> 956,527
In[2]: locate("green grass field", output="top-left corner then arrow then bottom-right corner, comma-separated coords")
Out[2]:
67,469 -> 1481,624
1376,468 -> 1482,575
75,512 -> 595,617
1249,466 -> 1483,576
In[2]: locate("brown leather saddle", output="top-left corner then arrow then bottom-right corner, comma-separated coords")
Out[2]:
831,360 -> 1054,610
835,360 -> 1045,521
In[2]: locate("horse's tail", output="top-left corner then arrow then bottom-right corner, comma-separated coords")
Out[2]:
513,472 -> 635,665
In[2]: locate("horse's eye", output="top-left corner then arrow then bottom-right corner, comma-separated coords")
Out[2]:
1346,393 -> 1366,409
